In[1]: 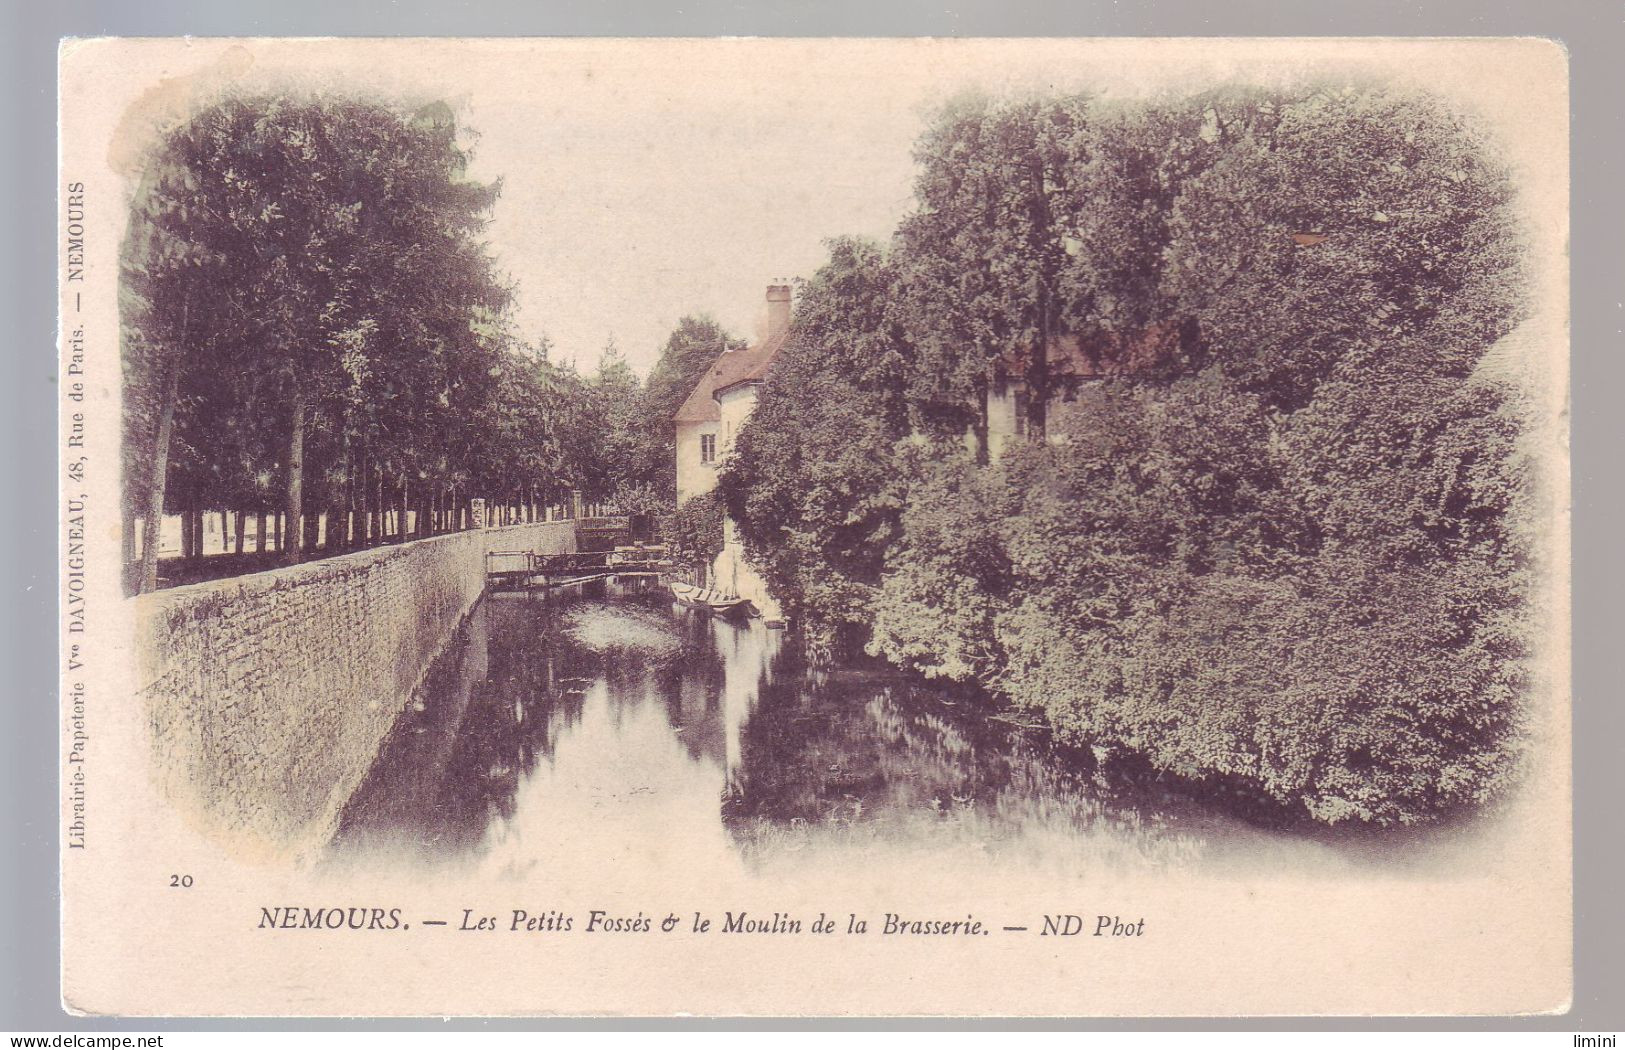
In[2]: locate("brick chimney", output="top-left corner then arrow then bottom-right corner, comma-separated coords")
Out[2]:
766,283 -> 791,339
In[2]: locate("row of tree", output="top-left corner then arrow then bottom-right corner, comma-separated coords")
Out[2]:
717,83 -> 1539,825
121,94 -> 734,592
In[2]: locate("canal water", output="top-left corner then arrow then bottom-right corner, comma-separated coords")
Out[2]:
328,577 -> 1487,883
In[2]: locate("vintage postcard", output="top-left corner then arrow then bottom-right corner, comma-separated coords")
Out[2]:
57,37 -> 1571,1017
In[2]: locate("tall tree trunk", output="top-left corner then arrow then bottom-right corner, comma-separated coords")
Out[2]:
973,372 -> 990,466
330,484 -> 348,552
1030,284 -> 1050,443
347,474 -> 358,549
1025,152 -> 1058,444
185,500 -> 201,561
122,508 -> 136,590
284,377 -> 306,565
333,443 -> 349,553
256,510 -> 267,553
346,441 -> 359,549
356,444 -> 369,546
234,510 -> 246,556
273,511 -> 282,552
137,353 -> 183,593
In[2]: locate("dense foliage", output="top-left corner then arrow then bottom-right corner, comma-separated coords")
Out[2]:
716,238 -> 913,656
723,85 -> 1538,825
893,95 -> 1087,446
667,489 -> 725,574
122,94 -> 730,588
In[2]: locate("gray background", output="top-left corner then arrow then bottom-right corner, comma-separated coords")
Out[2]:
4,0 -> 1619,1033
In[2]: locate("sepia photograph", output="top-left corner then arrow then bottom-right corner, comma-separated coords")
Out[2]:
57,36 -> 1571,1017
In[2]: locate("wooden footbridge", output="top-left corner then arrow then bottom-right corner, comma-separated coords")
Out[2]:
485,544 -> 675,591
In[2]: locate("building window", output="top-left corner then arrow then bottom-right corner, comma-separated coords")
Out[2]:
700,433 -> 716,464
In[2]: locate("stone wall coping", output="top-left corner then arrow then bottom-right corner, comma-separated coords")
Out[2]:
130,521 -> 570,612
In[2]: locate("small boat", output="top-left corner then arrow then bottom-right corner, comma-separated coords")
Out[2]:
669,580 -> 752,617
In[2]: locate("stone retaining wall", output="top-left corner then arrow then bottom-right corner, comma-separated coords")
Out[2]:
132,522 -> 576,864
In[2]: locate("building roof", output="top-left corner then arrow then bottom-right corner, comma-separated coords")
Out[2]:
672,367 -> 723,423
996,324 -> 1183,382
671,328 -> 789,423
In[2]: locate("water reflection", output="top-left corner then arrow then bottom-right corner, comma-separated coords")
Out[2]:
329,579 -> 1412,880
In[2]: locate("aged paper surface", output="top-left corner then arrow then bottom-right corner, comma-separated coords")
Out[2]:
58,37 -> 1570,1017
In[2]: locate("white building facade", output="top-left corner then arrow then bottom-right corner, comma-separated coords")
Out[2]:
671,284 -> 791,623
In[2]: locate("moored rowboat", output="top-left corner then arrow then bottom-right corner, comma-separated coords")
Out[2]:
669,580 -> 752,617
